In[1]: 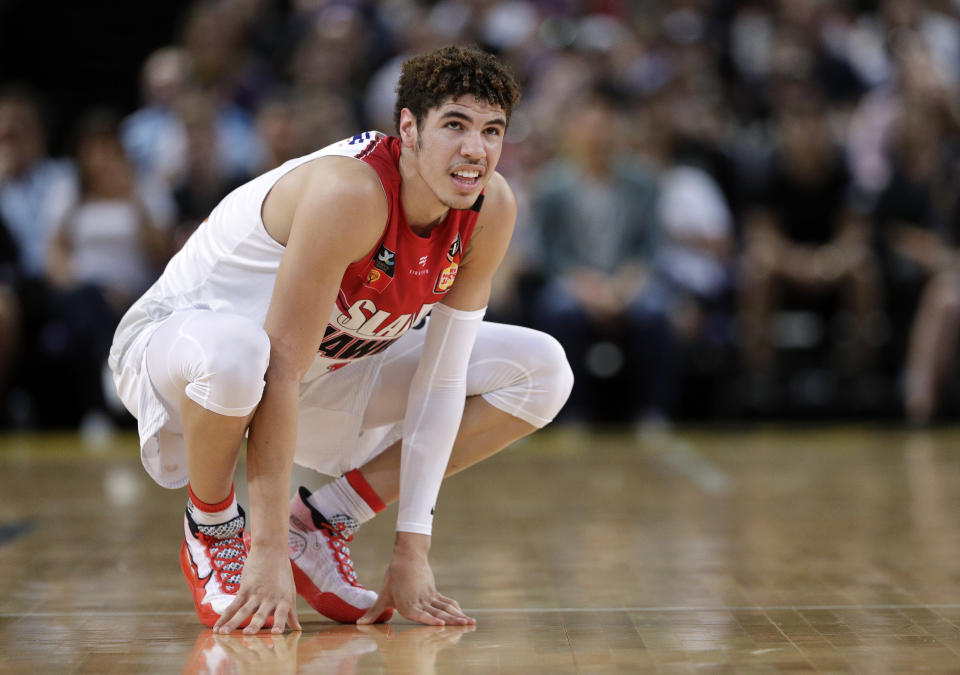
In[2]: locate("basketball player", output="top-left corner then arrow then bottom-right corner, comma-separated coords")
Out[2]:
108,46 -> 573,634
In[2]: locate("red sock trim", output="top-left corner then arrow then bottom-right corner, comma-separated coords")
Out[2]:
344,470 -> 386,513
187,484 -> 236,513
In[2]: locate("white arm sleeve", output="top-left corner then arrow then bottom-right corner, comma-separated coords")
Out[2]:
396,303 -> 486,534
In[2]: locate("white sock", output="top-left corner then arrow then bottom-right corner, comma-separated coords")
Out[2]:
305,471 -> 382,525
187,484 -> 240,526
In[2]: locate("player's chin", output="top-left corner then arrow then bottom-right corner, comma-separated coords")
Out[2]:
441,193 -> 480,210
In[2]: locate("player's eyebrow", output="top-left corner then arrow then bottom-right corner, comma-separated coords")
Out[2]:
439,110 -> 507,129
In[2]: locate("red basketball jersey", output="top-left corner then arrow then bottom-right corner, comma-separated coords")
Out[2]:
315,132 -> 482,375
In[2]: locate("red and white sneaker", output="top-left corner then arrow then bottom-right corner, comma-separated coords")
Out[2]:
180,504 -> 272,629
289,487 -> 393,623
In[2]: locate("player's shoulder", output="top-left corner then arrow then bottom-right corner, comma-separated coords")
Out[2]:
476,171 -> 517,230
301,154 -> 386,205
295,156 -> 388,235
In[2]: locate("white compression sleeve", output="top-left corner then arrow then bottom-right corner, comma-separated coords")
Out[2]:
396,303 -> 486,535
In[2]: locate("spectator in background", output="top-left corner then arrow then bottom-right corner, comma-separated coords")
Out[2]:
170,88 -> 256,246
49,110 -> 173,314
0,87 -> 78,425
123,43 -> 263,198
874,100 -> 960,424
47,110 -> 174,427
0,88 -> 77,282
634,42 -> 738,360
739,82 -> 882,385
656,159 -> 736,356
122,47 -> 193,185
531,89 -> 676,427
254,93 -> 305,173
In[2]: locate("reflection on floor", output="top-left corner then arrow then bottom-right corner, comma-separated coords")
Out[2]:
3,426 -> 960,672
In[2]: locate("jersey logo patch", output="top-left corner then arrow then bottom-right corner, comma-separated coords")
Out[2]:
363,245 -> 396,292
434,233 -> 463,294
434,262 -> 458,292
447,233 -> 461,260
375,246 -> 396,276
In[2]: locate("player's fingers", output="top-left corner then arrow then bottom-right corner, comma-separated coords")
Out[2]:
213,594 -> 243,633
270,603 -> 288,634
432,596 -> 474,623
426,603 -> 471,626
358,597 -> 390,625
220,598 -> 259,634
404,604 -> 445,626
288,605 -> 302,632
213,592 -> 248,631
242,603 -> 275,635
431,596 -> 462,614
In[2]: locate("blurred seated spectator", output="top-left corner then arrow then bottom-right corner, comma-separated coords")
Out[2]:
0,87 -> 77,281
530,90 -> 677,427
656,161 -> 736,355
0,87 -> 81,426
121,47 -> 193,185
739,85 -> 883,389
170,88 -> 256,247
122,47 -> 264,196
254,92 -> 306,172
49,109 -> 173,314
47,110 -> 174,427
873,101 -> 960,424
847,32 -> 958,199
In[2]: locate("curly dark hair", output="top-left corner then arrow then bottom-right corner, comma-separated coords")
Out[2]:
393,45 -> 521,133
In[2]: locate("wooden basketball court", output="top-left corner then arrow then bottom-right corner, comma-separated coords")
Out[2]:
3,425 -> 960,672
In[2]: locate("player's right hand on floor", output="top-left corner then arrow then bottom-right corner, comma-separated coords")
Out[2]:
358,547 -> 475,626
214,545 -> 302,635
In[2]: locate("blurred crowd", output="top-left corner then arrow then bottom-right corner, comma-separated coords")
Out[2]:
1,0 -> 959,431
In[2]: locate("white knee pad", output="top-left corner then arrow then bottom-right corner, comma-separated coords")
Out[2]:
476,326 -> 574,428
147,310 -> 270,417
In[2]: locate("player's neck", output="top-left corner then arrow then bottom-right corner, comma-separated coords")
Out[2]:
398,151 -> 450,236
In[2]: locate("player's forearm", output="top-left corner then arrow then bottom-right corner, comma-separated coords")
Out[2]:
396,305 -> 485,534
244,376 -> 300,551
397,377 -> 467,534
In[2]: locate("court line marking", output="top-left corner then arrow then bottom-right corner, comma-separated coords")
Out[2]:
5,604 -> 960,618
638,435 -> 730,495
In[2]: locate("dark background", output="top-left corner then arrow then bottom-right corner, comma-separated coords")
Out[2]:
0,0 -> 193,151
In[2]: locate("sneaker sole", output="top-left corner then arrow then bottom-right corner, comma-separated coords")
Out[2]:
179,540 -> 274,630
290,559 -> 393,624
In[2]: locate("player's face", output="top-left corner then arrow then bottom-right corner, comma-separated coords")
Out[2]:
403,95 -> 506,211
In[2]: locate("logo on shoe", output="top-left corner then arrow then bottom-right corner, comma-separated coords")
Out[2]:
289,530 -> 307,561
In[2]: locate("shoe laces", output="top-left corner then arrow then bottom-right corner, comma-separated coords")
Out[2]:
202,532 -> 246,594
320,518 -> 361,587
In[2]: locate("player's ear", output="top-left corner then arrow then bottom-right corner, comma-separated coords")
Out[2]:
398,108 -> 418,148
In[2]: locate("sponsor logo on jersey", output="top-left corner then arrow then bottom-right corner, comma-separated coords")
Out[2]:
374,245 -> 396,276
434,262 -> 458,292
362,245 -> 396,291
446,233 -> 461,261
433,232 -> 463,293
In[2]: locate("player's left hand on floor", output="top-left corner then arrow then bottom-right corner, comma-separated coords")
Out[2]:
358,553 -> 475,626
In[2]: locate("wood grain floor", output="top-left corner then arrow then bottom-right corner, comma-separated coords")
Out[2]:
2,426 -> 960,673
